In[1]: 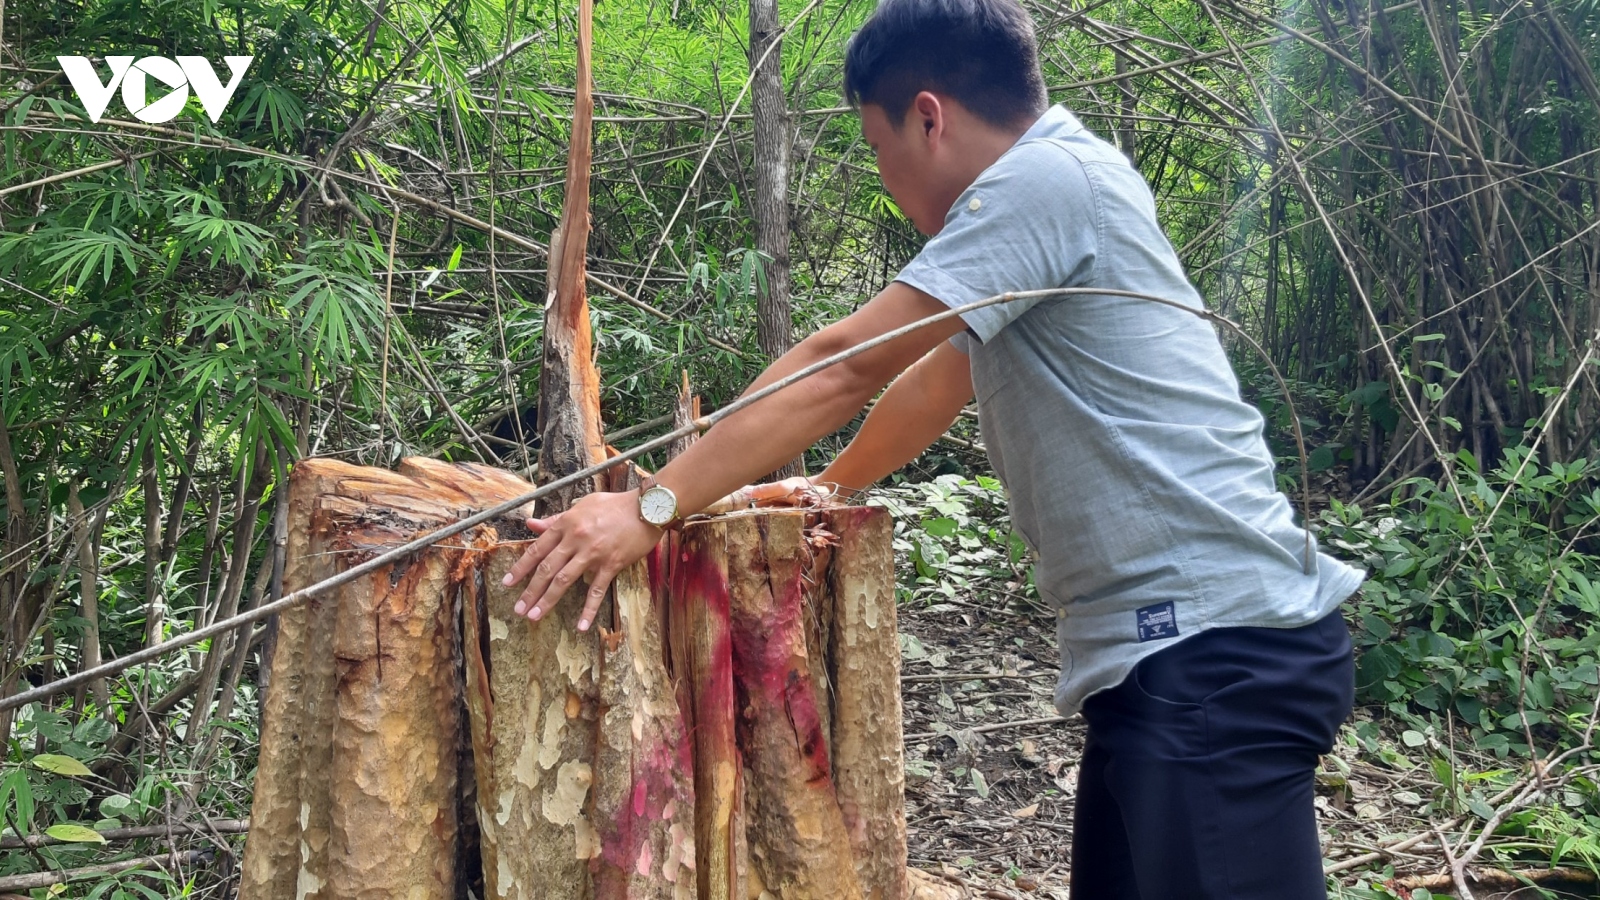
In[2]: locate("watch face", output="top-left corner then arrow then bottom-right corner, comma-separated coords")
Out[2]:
640,486 -> 677,526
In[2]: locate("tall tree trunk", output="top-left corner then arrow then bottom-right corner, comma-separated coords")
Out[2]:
68,482 -> 109,713
0,410 -> 32,749
1114,49 -> 1138,164
749,0 -> 802,481
142,440 -> 165,647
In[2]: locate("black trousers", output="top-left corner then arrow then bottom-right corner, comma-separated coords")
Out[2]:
1069,611 -> 1355,900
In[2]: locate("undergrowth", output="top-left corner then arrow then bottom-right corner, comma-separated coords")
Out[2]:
879,447 -> 1600,888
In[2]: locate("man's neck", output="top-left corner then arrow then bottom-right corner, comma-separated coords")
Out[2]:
944,108 -> 1042,199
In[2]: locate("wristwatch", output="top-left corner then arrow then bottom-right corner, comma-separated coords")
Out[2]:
637,475 -> 680,528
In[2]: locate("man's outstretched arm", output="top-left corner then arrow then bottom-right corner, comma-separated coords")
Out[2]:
817,339 -> 974,498
502,282 -> 967,629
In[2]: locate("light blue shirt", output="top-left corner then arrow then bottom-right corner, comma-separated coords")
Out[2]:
895,106 -> 1364,715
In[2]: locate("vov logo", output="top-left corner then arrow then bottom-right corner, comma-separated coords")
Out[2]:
57,55 -> 252,124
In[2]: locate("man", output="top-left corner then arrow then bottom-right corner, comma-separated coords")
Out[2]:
503,0 -> 1363,896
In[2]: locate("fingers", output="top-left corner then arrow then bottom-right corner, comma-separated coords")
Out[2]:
496,492 -> 657,631
744,482 -> 794,504
577,565 -> 622,632
744,477 -> 828,507
502,528 -> 560,592
515,544 -> 577,618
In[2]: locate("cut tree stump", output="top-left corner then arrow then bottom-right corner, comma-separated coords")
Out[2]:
240,457 -> 909,900
238,458 -> 533,900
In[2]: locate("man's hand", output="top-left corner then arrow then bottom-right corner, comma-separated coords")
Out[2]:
500,489 -> 662,631
704,475 -> 836,514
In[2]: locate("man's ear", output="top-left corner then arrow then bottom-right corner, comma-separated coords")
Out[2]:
911,91 -> 944,143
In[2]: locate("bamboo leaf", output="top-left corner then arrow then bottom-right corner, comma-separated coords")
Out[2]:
32,754 -> 93,777
45,823 -> 108,843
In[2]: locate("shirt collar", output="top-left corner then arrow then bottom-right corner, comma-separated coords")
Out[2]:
1018,104 -> 1083,142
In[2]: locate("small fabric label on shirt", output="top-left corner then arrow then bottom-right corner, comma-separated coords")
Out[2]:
1136,602 -> 1178,642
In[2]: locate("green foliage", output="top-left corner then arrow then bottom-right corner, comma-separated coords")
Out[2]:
1323,448 -> 1600,760
3,702 -> 208,896
869,474 -> 1036,608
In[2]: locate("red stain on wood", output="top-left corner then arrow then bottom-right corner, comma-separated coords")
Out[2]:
667,523 -> 742,900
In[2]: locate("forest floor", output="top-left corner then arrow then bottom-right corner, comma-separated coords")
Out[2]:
893,597 -> 1600,900
898,594 -> 1081,899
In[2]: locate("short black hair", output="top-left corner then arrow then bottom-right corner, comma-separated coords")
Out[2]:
843,0 -> 1048,131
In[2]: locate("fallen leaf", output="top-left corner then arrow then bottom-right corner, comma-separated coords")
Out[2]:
1011,803 -> 1039,819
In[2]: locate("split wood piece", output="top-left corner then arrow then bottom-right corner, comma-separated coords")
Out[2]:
667,524 -> 745,900
399,456 -> 546,898
470,545 -> 601,900
723,510 -> 863,900
536,0 -> 604,516
239,458 -> 528,900
596,416 -> 697,898
591,558 -> 697,900
465,481 -> 698,899
801,517 -> 834,760
667,370 -> 700,462
822,506 -> 908,900
239,461 -> 342,900
320,520 -> 489,900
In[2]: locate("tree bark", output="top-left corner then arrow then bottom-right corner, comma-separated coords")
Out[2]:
238,459 -> 528,900
726,511 -> 863,900
591,557 -> 697,900
667,523 -> 745,900
0,409 -> 35,749
142,440 -> 165,647
749,0 -> 802,481
822,507 -> 907,900
471,541 -> 601,900
244,459 -> 908,900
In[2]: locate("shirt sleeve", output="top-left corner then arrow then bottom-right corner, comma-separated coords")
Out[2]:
896,139 -> 1100,345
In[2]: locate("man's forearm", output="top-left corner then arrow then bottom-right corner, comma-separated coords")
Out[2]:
649,284 -> 967,517
820,341 -> 974,496
653,339 -> 877,515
